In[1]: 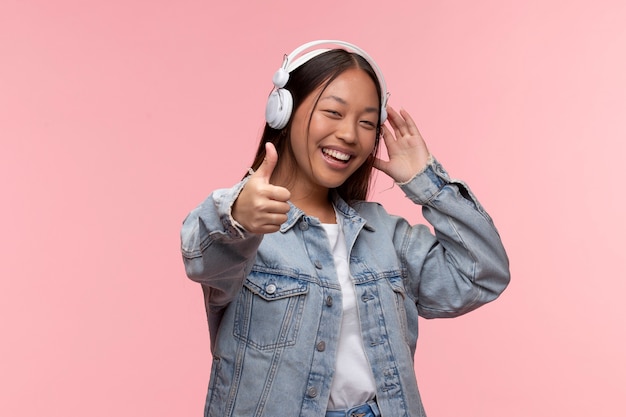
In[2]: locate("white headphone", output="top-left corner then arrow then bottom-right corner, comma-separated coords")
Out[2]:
265,40 -> 389,130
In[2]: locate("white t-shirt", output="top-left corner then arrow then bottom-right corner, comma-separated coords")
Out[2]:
322,220 -> 377,410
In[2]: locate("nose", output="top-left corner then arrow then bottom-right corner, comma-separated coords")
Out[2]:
335,118 -> 358,144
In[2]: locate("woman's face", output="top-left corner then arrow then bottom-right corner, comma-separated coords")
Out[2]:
287,68 -> 379,195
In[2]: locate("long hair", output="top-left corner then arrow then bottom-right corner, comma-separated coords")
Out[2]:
246,49 -> 383,203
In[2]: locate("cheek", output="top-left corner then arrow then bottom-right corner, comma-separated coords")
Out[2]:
289,120 -> 310,151
307,113 -> 330,137
362,131 -> 378,154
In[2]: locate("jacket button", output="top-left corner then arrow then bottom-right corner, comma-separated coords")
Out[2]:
316,341 -> 326,351
325,296 -> 333,306
299,222 -> 309,231
361,292 -> 374,302
265,284 -> 277,294
306,386 -> 318,398
314,260 -> 322,269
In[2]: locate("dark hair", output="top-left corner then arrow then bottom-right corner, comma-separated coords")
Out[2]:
246,49 -> 383,203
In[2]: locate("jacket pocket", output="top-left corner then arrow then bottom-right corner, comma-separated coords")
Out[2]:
388,276 -> 411,345
233,271 -> 308,350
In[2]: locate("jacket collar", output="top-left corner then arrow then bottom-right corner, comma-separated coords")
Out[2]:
279,191 -> 376,233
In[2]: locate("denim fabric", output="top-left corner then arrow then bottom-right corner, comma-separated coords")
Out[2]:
326,400 -> 381,417
181,158 -> 510,417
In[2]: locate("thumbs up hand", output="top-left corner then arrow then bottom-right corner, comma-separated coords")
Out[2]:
232,142 -> 291,234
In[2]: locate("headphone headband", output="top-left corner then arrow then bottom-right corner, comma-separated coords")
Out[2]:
282,40 -> 387,95
265,40 -> 389,129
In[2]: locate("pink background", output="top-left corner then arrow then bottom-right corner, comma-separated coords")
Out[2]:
2,0 -> 625,415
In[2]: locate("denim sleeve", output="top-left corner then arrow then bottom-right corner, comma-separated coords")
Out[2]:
397,158 -> 511,318
180,178 -> 263,308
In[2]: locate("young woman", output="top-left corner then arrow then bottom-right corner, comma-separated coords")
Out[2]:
180,40 -> 510,417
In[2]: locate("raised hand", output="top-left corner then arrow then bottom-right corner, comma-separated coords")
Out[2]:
232,142 -> 291,234
374,106 -> 431,183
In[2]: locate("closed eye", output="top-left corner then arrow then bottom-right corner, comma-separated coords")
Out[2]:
323,110 -> 342,118
360,120 -> 377,130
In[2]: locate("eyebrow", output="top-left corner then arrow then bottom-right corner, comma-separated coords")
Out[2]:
320,95 -> 379,114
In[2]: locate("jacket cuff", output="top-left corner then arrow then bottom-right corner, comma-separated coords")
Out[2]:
397,156 -> 451,204
214,177 -> 251,239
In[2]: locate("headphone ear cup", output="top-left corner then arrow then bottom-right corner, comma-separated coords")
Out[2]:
265,88 -> 293,130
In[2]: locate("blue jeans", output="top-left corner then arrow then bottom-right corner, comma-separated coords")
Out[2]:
325,400 -> 381,417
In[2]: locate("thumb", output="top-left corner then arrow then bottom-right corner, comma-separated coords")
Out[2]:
254,142 -> 279,182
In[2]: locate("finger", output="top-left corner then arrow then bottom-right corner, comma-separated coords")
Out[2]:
253,223 -> 283,234
249,212 -> 289,234
256,183 -> 290,203
260,199 -> 290,215
397,108 -> 422,137
386,106 -> 407,138
267,212 -> 289,225
379,125 -> 398,152
254,142 -> 279,183
266,185 -> 291,203
247,188 -> 290,213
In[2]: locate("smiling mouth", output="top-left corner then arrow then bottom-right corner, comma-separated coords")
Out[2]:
322,148 -> 351,163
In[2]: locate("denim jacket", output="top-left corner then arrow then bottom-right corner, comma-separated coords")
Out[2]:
180,158 -> 510,417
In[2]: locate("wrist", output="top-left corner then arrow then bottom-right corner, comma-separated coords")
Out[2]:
395,155 -> 434,185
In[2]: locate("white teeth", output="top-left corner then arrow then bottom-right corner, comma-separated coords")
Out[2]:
323,148 -> 350,161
